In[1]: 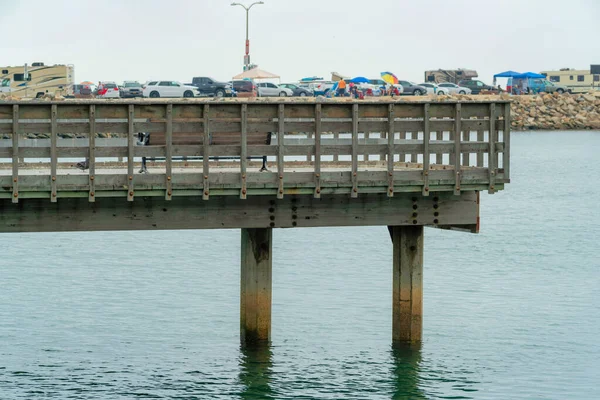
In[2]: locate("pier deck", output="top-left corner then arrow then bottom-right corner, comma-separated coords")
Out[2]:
0,98 -> 510,345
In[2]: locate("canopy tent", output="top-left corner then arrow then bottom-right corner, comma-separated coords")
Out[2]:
493,70 -> 521,79
513,72 -> 545,79
233,68 -> 280,80
348,76 -> 369,84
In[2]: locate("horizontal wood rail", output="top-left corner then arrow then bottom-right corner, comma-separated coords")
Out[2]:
0,99 -> 510,202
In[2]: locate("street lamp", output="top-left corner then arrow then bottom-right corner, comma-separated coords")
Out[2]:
231,1 -> 264,71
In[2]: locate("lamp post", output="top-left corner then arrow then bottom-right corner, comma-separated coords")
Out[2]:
231,1 -> 264,71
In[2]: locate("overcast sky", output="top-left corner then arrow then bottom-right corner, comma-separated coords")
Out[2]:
1,0 -> 598,84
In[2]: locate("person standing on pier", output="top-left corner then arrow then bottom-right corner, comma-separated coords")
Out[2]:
337,78 -> 347,97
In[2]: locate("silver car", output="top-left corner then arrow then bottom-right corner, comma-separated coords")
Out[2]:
437,82 -> 472,95
419,83 -> 450,95
256,82 -> 293,97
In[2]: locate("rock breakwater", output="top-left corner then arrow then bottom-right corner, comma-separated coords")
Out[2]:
510,92 -> 600,130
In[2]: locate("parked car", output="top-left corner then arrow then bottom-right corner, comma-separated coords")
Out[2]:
528,79 -> 567,94
457,79 -> 496,94
418,83 -> 450,95
256,82 -> 293,97
73,84 -> 92,96
437,82 -> 472,95
230,79 -> 257,96
96,81 -> 120,98
142,81 -> 199,98
398,80 -> 428,96
299,81 -> 335,96
188,77 -> 234,97
279,83 -> 313,97
120,81 -> 143,98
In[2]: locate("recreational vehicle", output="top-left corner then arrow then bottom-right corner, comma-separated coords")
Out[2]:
541,67 -> 600,94
0,62 -> 74,98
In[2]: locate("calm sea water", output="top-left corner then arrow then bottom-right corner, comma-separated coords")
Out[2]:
1,131 -> 598,399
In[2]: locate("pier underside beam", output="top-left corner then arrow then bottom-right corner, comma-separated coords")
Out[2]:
240,228 -> 272,346
0,192 -> 478,233
391,225 -> 424,343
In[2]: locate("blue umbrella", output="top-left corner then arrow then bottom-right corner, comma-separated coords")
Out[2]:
349,76 -> 370,84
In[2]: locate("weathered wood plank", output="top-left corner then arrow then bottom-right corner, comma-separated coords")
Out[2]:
422,104 -> 430,196
88,105 -> 96,202
489,103 -> 496,194
203,104 -> 210,200
165,104 -> 173,200
277,104 -> 285,199
387,104 -> 395,197
240,104 -> 248,199
454,104 -> 462,195
12,105 -> 19,203
127,104 -> 135,201
351,104 -> 358,197
503,102 -> 510,181
50,104 -> 58,202
314,103 -> 322,198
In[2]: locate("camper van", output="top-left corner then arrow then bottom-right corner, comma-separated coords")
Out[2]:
0,62 -> 74,98
540,67 -> 600,94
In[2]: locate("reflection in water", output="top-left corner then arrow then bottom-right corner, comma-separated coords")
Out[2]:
391,342 -> 426,400
238,344 -> 275,400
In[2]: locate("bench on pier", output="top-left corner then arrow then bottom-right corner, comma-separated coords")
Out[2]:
136,130 -> 272,173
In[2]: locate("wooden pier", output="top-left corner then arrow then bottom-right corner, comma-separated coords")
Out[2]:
0,98 -> 510,345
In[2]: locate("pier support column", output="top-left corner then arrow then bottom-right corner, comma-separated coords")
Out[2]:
240,228 -> 272,346
391,225 -> 423,342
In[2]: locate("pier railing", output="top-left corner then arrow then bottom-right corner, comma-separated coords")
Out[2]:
0,99 -> 510,203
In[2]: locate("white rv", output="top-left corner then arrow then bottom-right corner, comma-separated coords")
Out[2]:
0,62 -> 74,98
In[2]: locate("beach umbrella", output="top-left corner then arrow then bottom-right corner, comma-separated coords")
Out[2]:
349,76 -> 370,84
380,72 -> 399,85
80,81 -> 94,85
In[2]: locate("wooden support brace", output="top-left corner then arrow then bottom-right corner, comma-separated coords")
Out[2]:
476,130 -> 484,167
422,104 -> 430,196
240,104 -> 248,199
454,103 -> 462,196
387,104 -> 395,197
503,103 -> 511,182
399,131 -> 406,162
12,105 -> 19,203
314,103 -> 322,199
240,228 -> 272,346
203,104 -> 210,200
165,104 -> 173,200
488,103 -> 496,194
391,225 -> 423,343
351,103 -> 358,198
88,105 -> 96,202
462,130 -> 470,167
435,130 -> 443,164
127,104 -> 135,202
50,104 -> 58,202
277,104 -> 285,199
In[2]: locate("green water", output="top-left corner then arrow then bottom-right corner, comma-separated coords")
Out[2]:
0,131 -> 598,399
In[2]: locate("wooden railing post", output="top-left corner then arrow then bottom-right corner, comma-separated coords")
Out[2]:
277,104 -> 285,199
314,103 -> 322,198
165,104 -> 173,200
203,104 -> 210,200
50,104 -> 58,202
454,104 -> 462,195
88,105 -> 96,202
12,104 -> 19,203
240,104 -> 248,199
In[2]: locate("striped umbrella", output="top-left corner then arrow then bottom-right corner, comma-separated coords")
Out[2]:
380,72 -> 399,85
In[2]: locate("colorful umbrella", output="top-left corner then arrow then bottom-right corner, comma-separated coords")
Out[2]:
380,72 -> 398,85
80,81 -> 94,85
